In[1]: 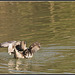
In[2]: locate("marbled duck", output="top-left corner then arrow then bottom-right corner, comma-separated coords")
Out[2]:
0,41 -> 40,59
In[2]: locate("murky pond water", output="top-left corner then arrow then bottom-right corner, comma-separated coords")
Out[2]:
0,1 -> 75,74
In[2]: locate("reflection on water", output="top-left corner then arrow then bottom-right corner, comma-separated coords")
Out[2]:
0,1 -> 75,74
8,59 -> 27,73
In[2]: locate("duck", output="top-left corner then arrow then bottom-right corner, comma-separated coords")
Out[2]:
0,41 -> 41,59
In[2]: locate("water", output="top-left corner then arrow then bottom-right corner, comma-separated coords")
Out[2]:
0,2 -> 75,74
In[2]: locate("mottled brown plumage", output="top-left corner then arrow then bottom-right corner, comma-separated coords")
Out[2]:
0,41 -> 41,59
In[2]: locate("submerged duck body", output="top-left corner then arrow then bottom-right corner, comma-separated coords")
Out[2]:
0,41 -> 40,59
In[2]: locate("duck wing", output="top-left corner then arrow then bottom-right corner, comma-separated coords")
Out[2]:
0,41 -> 21,55
22,42 -> 40,59
8,41 -> 21,55
0,41 -> 17,48
28,42 -> 41,53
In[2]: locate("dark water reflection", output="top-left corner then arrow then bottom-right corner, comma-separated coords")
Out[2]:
0,2 -> 75,73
